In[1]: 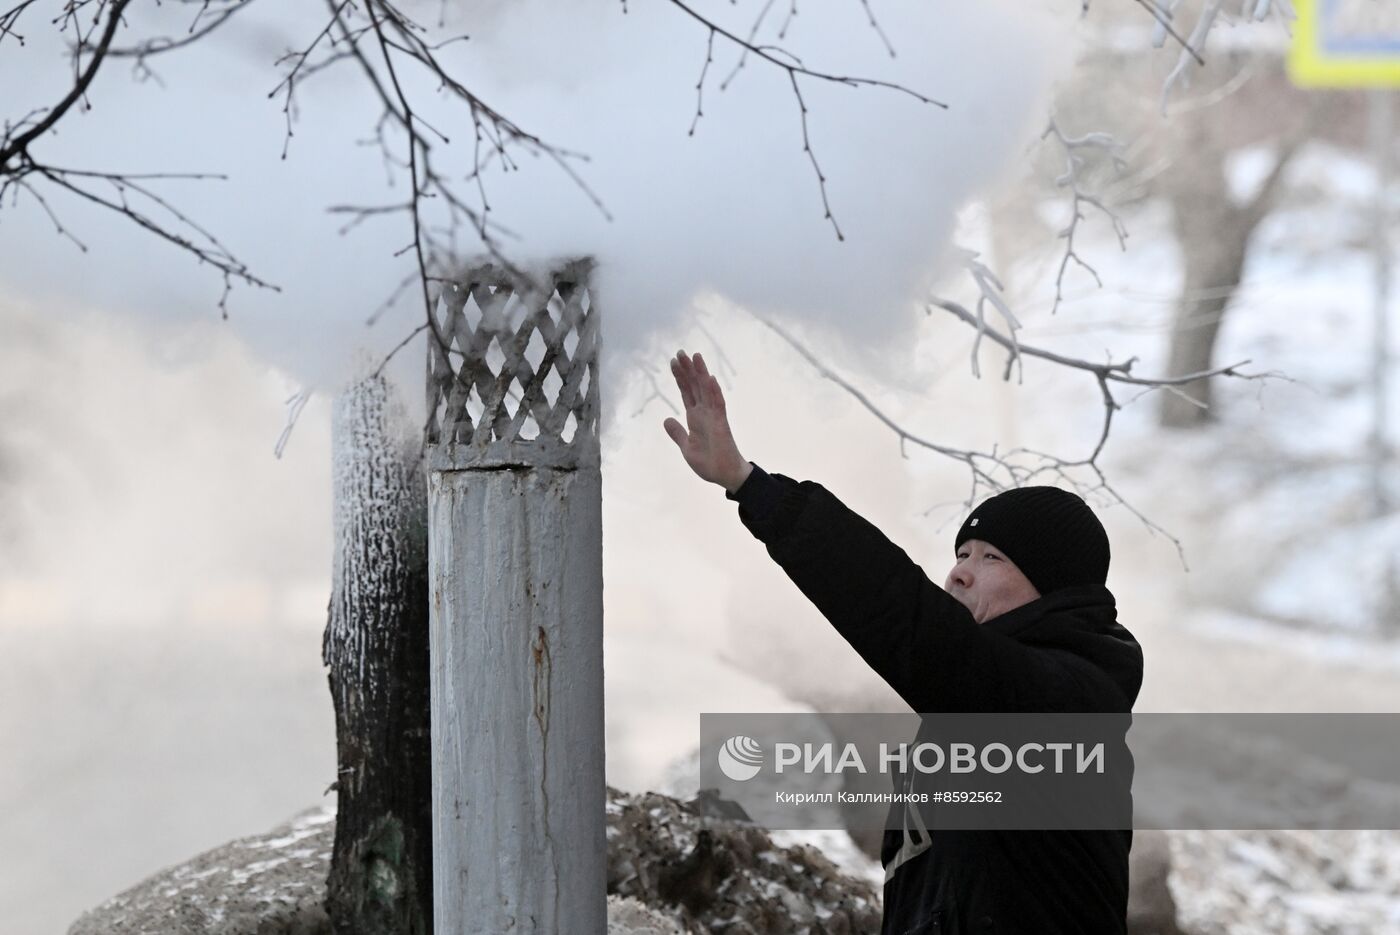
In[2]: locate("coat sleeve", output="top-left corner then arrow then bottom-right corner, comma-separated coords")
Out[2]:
728,465 -> 1085,713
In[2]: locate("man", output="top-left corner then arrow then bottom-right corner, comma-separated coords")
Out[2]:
663,350 -> 1144,934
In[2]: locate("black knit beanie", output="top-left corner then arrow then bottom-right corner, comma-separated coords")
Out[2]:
953,486 -> 1110,596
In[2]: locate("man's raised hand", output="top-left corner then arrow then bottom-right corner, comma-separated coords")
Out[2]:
663,350 -> 753,493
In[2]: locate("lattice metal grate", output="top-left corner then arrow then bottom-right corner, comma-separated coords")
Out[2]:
426,259 -> 599,468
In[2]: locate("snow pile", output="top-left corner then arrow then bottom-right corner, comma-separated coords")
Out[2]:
67,805 -> 335,935
606,786 -> 882,935
768,829 -> 886,892
68,788 -> 883,935
1168,831 -> 1400,935
607,895 -> 686,935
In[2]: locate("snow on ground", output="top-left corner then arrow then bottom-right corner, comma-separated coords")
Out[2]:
1169,831 -> 1400,935
768,829 -> 885,890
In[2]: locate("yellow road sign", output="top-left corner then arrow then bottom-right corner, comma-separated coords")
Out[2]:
1290,0 -> 1400,88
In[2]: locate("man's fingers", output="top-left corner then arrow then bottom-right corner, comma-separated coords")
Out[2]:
692,353 -> 720,408
676,351 -> 698,406
675,350 -> 723,413
692,354 -> 711,404
671,355 -> 696,409
708,375 -> 726,413
662,417 -> 687,449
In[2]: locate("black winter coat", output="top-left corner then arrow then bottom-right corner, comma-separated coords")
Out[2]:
727,466 -> 1145,935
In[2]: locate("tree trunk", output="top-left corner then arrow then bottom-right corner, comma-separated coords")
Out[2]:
1157,109 -> 1309,429
324,374 -> 433,935
1159,242 -> 1248,427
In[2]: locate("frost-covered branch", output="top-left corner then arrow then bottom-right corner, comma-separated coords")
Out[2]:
754,307 -> 1197,559
753,312 -> 1010,494
743,298 -> 1278,566
1161,0 -> 1223,109
1157,0 -> 1295,112
1042,119 -> 1130,314
275,387 -> 313,458
930,298 -> 1263,392
1138,0 -> 1202,61
929,294 -> 1275,496
949,247 -> 1023,381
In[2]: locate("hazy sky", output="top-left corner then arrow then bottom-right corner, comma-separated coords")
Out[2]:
0,0 -> 1074,401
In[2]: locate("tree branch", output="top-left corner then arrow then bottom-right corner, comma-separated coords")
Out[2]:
1043,119 -> 1129,314
0,0 -> 132,166
669,0 -> 946,242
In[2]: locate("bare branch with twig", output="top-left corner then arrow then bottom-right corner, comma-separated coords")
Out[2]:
1042,119 -> 1130,314
743,300 -> 1280,568
0,0 -> 277,316
670,0 -> 947,242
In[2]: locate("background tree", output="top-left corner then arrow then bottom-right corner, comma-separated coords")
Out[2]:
1011,8 -> 1367,430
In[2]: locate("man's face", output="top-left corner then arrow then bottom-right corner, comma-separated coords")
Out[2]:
944,539 -> 1041,624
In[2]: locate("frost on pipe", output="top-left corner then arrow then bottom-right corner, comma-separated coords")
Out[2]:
426,257 -> 606,935
425,258 -> 599,469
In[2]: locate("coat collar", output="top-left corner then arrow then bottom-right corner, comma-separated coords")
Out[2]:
980,583 -> 1117,639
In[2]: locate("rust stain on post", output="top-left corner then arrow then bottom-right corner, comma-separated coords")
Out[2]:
531,625 -> 552,739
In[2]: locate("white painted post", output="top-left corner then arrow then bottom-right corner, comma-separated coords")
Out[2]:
425,260 -> 605,934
